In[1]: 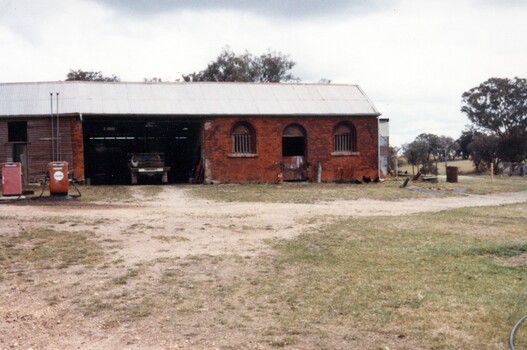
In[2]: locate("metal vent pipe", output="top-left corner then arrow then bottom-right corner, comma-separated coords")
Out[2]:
50,93 -> 54,161
56,92 -> 60,160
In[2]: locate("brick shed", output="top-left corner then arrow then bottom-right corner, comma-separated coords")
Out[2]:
0,81 -> 384,185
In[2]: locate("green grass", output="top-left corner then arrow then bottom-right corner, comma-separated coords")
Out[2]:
466,243 -> 527,258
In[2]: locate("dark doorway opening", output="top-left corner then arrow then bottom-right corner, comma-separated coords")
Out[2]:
83,118 -> 202,184
282,137 -> 305,156
282,124 -> 307,181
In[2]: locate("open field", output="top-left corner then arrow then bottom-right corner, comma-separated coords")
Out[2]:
0,177 -> 526,349
398,159 -> 476,175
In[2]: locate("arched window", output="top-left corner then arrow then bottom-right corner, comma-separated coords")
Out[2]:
231,122 -> 256,154
333,122 -> 356,152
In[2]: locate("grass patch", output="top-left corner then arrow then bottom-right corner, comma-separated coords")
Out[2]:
0,228 -> 103,269
152,235 -> 189,243
113,268 -> 140,285
187,176 -> 527,203
428,175 -> 527,195
466,243 -> 527,258
77,185 -> 164,202
73,202 -> 524,347
32,202 -> 524,348
188,181 -> 428,203
247,203 -> 527,348
137,185 -> 164,199
77,185 -> 134,202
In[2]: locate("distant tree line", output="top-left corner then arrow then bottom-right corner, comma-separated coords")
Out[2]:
401,134 -> 458,175
182,47 -> 298,83
401,77 -> 526,175
66,47 -> 299,84
460,77 -> 526,173
66,69 -> 120,82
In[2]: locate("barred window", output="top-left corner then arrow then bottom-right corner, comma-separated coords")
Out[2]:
333,123 -> 355,152
231,122 -> 255,154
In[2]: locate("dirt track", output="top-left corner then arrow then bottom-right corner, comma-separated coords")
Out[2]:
2,188 -> 527,261
1,187 -> 526,349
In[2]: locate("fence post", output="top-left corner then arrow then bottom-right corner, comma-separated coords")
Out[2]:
490,163 -> 494,182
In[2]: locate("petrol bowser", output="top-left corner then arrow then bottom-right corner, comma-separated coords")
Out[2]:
48,161 -> 69,195
1,162 -> 23,196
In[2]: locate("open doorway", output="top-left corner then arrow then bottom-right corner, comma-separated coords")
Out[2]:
83,118 -> 202,184
282,124 -> 307,181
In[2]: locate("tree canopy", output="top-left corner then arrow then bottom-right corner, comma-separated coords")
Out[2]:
182,48 -> 298,83
467,134 -> 500,172
403,133 -> 459,174
415,133 -> 441,160
456,129 -> 478,160
66,69 -> 121,82
402,140 -> 429,173
461,77 -> 527,162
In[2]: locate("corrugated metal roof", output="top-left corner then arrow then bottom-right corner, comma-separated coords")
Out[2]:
0,81 -> 380,117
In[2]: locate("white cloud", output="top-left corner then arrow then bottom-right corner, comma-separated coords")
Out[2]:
1,0 -> 526,146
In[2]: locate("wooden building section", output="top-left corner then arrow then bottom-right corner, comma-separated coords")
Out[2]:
0,117 -> 76,183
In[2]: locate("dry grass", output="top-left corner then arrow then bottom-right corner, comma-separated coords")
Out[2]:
160,202 -> 526,349
114,203 -> 527,348
77,185 -> 134,202
7,174 -> 524,204
399,159 -> 476,175
0,228 -> 103,271
263,203 -> 527,348
433,175 -> 527,194
22,202 -> 523,349
2,181 -> 527,348
187,176 -> 527,203
187,181 -> 427,203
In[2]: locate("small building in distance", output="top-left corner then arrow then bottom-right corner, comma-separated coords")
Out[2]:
379,118 -> 390,176
0,81 -> 385,184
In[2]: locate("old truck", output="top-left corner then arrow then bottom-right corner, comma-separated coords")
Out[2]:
128,153 -> 170,184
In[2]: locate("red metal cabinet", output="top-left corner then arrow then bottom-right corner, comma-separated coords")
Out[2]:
48,162 -> 69,195
1,162 -> 23,196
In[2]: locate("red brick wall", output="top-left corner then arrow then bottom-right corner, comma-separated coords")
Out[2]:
203,116 -> 379,183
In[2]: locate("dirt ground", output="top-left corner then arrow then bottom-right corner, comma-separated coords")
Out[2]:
1,187 -> 526,349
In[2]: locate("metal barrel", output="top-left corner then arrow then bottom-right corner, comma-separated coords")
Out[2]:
446,166 -> 458,183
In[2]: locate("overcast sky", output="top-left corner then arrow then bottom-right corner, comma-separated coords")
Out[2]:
1,0 -> 526,146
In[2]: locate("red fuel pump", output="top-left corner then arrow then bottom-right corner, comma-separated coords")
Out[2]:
1,162 -> 23,196
48,161 -> 69,195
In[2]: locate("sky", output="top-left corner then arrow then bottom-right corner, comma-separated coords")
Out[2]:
1,0 -> 526,147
